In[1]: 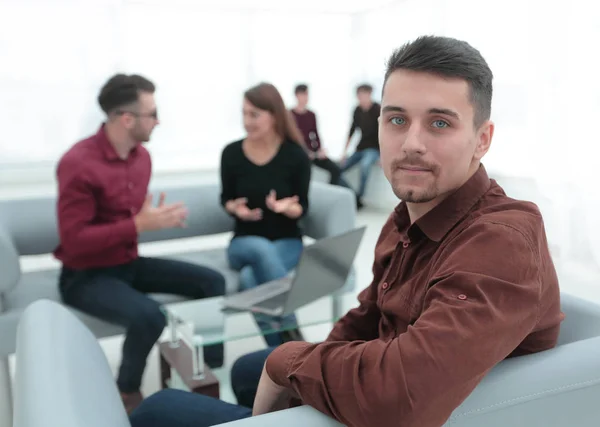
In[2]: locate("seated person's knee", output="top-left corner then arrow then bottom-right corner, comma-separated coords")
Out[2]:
130,304 -> 166,338
212,272 -> 227,297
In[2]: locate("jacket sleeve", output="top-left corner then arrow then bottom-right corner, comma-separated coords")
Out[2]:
266,221 -> 543,427
347,108 -> 358,139
220,145 -> 236,209
291,147 -> 311,217
313,112 -> 323,148
56,159 -> 136,256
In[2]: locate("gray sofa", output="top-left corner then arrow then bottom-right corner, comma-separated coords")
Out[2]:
12,293 -> 600,426
0,180 -> 357,427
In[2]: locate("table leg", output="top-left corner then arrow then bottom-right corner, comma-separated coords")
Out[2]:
159,351 -> 171,389
158,341 -> 220,399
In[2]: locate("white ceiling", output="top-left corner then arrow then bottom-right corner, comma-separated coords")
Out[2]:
127,0 -> 402,14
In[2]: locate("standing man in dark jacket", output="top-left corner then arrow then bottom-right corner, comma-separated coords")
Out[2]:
341,84 -> 381,208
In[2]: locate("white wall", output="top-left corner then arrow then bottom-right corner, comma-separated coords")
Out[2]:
0,0 -> 369,184
354,0 -> 600,281
1,0 -> 599,279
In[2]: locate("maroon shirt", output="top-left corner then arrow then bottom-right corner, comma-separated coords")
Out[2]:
266,165 -> 563,427
53,125 -> 151,270
290,109 -> 321,152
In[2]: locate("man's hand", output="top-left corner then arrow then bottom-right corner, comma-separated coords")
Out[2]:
226,197 -> 263,221
316,149 -> 327,159
253,363 -> 298,416
134,192 -> 188,233
265,190 -> 299,214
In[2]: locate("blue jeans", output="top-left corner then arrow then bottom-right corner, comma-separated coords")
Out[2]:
59,257 -> 226,393
129,348 -> 275,427
340,148 -> 380,198
227,236 -> 303,347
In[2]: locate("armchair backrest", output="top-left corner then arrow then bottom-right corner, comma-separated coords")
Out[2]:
13,299 -> 131,427
557,292 -> 600,346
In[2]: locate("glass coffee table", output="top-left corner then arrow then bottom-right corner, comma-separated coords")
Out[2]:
158,295 -> 338,399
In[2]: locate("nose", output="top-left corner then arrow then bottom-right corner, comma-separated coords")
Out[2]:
402,123 -> 426,154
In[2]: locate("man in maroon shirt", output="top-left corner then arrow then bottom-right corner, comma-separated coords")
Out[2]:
54,74 -> 226,414
128,37 -> 563,427
290,84 -> 352,193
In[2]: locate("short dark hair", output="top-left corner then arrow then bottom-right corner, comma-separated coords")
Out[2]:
294,84 -> 308,94
356,84 -> 373,94
97,73 -> 155,115
384,35 -> 493,127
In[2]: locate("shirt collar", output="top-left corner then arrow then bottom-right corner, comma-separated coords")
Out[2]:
96,123 -> 138,161
393,164 -> 491,242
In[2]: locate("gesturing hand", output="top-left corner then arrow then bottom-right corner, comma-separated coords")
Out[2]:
134,192 -> 188,233
227,197 -> 263,221
265,190 -> 299,214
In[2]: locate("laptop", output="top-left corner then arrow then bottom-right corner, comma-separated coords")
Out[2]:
221,226 -> 366,316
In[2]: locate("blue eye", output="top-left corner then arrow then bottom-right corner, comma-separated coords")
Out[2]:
432,120 -> 449,128
390,117 -> 405,125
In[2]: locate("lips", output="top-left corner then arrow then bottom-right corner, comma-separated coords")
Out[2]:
401,166 -> 429,171
399,165 -> 431,172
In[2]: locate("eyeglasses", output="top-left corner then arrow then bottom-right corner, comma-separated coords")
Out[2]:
116,110 -> 159,120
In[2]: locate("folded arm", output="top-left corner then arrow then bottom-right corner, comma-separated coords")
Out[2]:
266,222 -> 543,427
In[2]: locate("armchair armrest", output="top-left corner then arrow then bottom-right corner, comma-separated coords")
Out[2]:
301,182 -> 358,309
302,182 -> 355,240
0,224 -> 20,299
219,337 -> 600,427
444,336 -> 600,426
217,405 -> 342,427
13,300 -> 130,427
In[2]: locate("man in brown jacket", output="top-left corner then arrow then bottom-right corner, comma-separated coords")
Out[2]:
129,36 -> 563,427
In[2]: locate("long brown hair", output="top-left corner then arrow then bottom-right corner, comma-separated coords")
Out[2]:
244,83 -> 305,146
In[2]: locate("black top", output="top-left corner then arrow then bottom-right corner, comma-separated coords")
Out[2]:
348,102 -> 381,151
220,139 -> 311,241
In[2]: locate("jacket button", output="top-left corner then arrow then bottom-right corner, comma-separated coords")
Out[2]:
458,294 -> 467,300
382,282 -> 389,290
402,241 -> 410,248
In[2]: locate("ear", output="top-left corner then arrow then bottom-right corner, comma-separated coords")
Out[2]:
122,113 -> 135,129
474,120 -> 494,160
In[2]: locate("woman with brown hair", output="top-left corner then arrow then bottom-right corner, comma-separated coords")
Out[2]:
220,82 -> 311,346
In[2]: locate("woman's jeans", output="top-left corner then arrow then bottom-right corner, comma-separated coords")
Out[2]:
227,236 -> 303,346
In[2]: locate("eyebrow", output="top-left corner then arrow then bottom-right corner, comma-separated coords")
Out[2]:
381,105 -> 461,120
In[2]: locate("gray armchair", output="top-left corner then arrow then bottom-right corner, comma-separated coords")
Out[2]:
219,292 -> 600,426
1,180 -> 357,426
12,293 -> 600,427
13,299 -> 130,427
